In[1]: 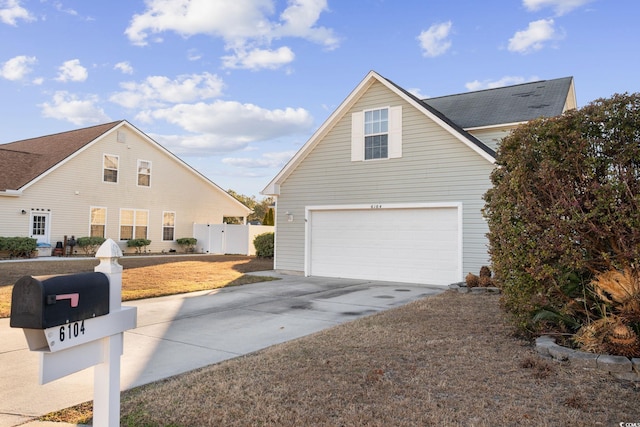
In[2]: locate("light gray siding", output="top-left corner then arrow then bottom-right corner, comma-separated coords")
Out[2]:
468,126 -> 515,152
275,81 -> 495,279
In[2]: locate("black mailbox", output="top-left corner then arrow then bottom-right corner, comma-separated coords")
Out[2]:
10,272 -> 109,329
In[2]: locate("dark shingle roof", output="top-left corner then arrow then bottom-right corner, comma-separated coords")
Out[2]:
423,77 -> 573,128
0,121 -> 122,191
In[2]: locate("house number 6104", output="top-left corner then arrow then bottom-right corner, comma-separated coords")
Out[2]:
370,204 -> 383,209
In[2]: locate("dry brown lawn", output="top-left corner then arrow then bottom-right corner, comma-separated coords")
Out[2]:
0,255 -> 274,318
44,290 -> 638,426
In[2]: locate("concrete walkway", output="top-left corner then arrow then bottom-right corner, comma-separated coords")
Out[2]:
0,272 -> 444,427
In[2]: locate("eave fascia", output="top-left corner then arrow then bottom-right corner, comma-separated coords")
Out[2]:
0,189 -> 23,197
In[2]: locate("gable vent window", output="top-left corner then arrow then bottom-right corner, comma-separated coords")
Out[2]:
137,160 -> 151,187
117,130 -> 126,143
103,154 -> 119,183
351,105 -> 402,162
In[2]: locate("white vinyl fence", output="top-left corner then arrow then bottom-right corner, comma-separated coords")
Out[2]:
192,224 -> 274,256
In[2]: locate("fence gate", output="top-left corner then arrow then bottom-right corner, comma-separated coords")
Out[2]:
192,224 -> 273,256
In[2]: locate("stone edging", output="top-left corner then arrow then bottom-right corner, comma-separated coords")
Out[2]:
448,282 -> 501,294
535,335 -> 640,382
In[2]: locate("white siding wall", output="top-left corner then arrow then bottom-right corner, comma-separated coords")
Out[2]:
275,81 -> 495,278
0,125 -> 249,254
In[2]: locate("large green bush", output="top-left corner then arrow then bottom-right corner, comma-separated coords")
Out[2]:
483,93 -> 640,335
0,237 -> 37,258
253,232 -> 274,258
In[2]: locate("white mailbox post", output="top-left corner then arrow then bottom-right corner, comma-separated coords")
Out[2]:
13,238 -> 137,427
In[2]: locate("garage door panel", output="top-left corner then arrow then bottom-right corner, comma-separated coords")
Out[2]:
308,207 -> 460,285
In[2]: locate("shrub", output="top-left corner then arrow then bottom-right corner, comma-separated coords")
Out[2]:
483,92 -> 640,336
253,232 -> 274,258
76,236 -> 106,255
176,237 -> 197,253
127,238 -> 151,254
465,272 -> 479,288
0,237 -> 37,258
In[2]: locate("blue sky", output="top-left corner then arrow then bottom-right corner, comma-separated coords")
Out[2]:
1,0 -> 638,198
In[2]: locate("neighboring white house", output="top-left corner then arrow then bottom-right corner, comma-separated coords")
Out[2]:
262,71 -> 576,286
0,120 -> 251,254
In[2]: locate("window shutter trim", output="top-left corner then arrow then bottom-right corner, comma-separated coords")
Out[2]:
389,105 -> 402,159
351,111 -> 364,162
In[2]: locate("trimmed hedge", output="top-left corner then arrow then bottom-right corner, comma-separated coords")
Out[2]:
76,236 -> 106,255
127,238 -> 151,254
253,232 -> 274,258
176,237 -> 197,253
0,237 -> 37,258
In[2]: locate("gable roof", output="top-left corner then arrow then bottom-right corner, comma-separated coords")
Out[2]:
262,71 -> 576,196
0,120 -> 251,213
423,77 -> 575,129
262,71 -> 498,196
0,121 -> 121,192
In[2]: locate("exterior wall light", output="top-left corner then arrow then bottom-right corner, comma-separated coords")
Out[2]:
286,212 -> 294,222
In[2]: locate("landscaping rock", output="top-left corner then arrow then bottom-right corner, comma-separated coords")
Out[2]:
597,354 -> 632,373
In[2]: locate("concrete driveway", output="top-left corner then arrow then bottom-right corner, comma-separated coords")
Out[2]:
0,271 -> 444,427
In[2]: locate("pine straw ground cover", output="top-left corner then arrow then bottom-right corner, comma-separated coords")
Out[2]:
47,291 -> 638,426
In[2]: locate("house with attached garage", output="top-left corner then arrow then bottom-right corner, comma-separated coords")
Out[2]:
262,71 -> 576,286
0,120 -> 251,254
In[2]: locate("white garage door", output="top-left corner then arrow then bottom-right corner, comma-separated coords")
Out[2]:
307,205 -> 460,286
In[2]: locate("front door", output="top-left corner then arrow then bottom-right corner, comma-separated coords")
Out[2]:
30,212 -> 50,244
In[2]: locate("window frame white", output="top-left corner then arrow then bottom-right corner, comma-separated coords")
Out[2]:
162,211 -> 176,241
89,206 -> 107,238
137,159 -> 152,187
351,105 -> 402,162
119,208 -> 149,240
103,154 -> 119,183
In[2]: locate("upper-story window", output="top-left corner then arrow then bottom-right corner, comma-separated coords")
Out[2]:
138,160 -> 151,187
103,154 -> 119,183
364,108 -> 389,160
351,106 -> 402,162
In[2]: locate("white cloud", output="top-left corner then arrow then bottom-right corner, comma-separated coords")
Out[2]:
125,0 -> 338,70
465,75 -> 541,91
417,21 -> 452,58
143,100 -> 313,142
408,87 -> 428,99
150,133 -> 251,155
222,151 -> 296,168
110,72 -> 224,109
55,59 -> 88,82
114,61 -> 134,74
0,55 -> 36,80
523,0 -> 593,15
222,46 -> 295,70
39,91 -> 110,125
508,19 -> 557,53
0,0 -> 35,25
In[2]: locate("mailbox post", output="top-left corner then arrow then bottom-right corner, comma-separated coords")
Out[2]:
10,238 -> 136,427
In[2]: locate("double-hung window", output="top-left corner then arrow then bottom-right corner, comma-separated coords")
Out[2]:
364,108 -> 389,160
90,207 -> 106,238
138,160 -> 151,187
351,106 -> 402,162
120,209 -> 148,240
103,154 -> 119,183
162,211 -> 175,241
